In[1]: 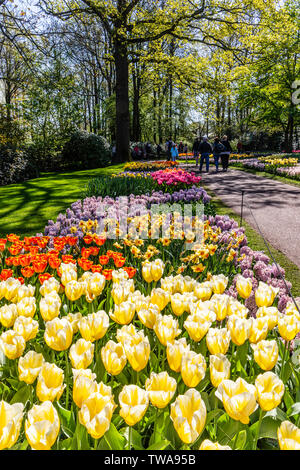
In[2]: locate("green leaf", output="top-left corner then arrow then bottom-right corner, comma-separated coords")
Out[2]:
234,430 -> 247,450
265,408 -> 287,422
102,422 -> 126,450
283,390 -> 294,411
252,417 -> 281,440
147,439 -> 171,450
10,385 -> 30,404
206,409 -> 224,426
287,402 -> 300,418
281,361 -> 293,383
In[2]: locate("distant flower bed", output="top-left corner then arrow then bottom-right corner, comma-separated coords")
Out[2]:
123,161 -> 178,172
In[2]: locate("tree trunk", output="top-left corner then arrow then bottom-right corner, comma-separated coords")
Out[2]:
114,37 -> 130,163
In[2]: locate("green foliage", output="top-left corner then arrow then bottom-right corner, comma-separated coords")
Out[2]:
62,129 -> 111,170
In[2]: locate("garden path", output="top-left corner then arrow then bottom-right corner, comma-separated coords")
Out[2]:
182,165 -> 300,269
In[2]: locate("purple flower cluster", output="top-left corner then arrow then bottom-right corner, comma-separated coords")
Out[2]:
43,187 -> 211,239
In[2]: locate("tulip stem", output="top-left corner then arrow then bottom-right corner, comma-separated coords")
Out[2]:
253,409 -> 265,450
128,426 -> 132,450
65,351 -> 69,409
280,340 -> 290,381
94,438 -> 98,450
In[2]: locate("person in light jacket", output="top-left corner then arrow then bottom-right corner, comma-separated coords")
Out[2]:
170,143 -> 179,162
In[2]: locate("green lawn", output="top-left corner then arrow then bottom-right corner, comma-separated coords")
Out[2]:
0,165 -> 124,237
203,184 -> 300,297
230,165 -> 300,189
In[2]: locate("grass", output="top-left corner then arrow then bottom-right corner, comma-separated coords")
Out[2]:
230,165 -> 300,189
0,164 -> 124,237
203,184 -> 300,297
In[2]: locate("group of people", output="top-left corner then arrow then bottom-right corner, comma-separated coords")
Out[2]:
192,135 -> 232,173
163,135 -> 233,172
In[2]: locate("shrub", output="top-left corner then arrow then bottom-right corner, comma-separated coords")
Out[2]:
62,129 -> 111,170
0,146 -> 38,186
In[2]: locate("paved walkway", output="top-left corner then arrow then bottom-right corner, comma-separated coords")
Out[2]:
181,164 -> 300,268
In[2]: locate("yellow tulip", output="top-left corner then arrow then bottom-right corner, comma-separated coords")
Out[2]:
73,375 -> 98,408
210,294 -> 230,321
199,439 -> 231,450
79,392 -> 116,439
13,315 -> 38,342
160,275 -> 176,294
44,317 -> 73,351
0,401 -> 24,450
170,388 -> 206,444
227,298 -> 249,318
109,301 -> 135,325
255,282 -> 279,308
166,338 -> 190,372
66,312 -> 82,334
278,314 -> 300,341
255,372 -> 284,411
142,259 -> 164,283
181,276 -> 197,293
111,269 -> 129,284
194,282 -> 212,301
145,371 -> 177,408
277,421 -> 300,450
251,339 -> 278,371
211,274 -> 228,295
39,292 -> 61,322
206,327 -> 231,355
69,338 -> 94,369
184,312 -> 214,342
16,296 -> 36,318
3,278 -> 21,302
0,329 -> 26,359
101,340 -> 127,376
25,401 -> 60,450
0,304 -> 17,328
72,368 -> 96,382
79,311 -> 109,342
129,293 -> 150,312
39,277 -> 60,296
226,316 -> 251,346
111,284 -> 131,305
215,377 -> 257,424
60,263 -> 77,286
248,317 -> 269,344
116,324 -> 138,345
36,362 -> 65,402
124,335 -> 150,372
256,306 -> 279,330
236,275 -> 252,299
64,280 -> 85,301
137,304 -> 160,329
17,284 -> 35,302
18,350 -> 44,384
181,351 -> 206,388
153,314 -> 181,346
209,354 -> 231,388
150,288 -> 170,311
119,385 -> 149,426
85,272 -> 106,297
285,301 -> 300,321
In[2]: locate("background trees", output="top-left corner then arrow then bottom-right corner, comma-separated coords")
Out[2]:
0,0 -> 299,167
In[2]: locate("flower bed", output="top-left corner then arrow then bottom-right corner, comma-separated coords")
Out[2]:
1,192 -> 300,451
123,161 -> 178,172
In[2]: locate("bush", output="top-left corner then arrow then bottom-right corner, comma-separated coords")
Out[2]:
0,146 -> 38,186
62,130 -> 111,170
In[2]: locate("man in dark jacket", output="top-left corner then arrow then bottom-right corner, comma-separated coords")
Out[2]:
220,135 -> 232,171
199,136 -> 213,173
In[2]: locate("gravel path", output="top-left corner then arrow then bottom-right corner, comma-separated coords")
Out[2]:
182,165 -> 300,268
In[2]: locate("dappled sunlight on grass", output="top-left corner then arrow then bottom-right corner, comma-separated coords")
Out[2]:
0,164 -> 124,236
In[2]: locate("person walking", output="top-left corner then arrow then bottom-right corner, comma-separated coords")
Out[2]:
170,143 -> 179,162
192,137 -> 200,167
166,138 -> 173,161
220,135 -> 232,171
199,135 -> 213,173
178,141 -> 184,154
156,142 -> 162,158
212,137 -> 225,173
